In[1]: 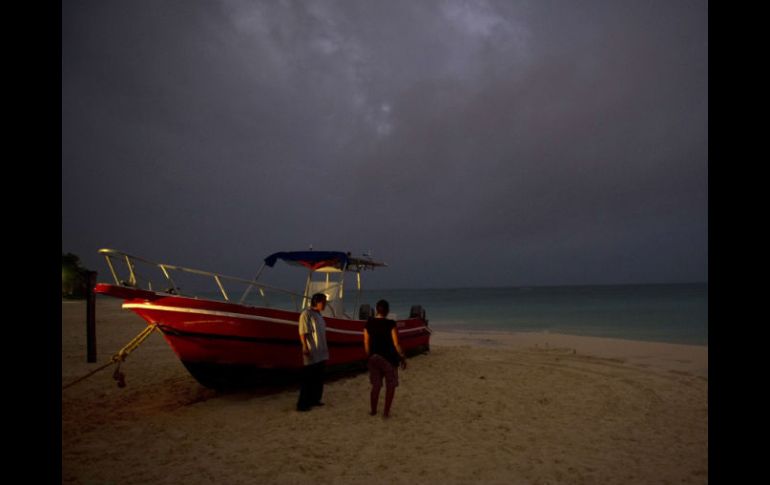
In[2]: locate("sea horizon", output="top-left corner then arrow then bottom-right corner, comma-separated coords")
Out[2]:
367,281 -> 708,292
362,283 -> 708,347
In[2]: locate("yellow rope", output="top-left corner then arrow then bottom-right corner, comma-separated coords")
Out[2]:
62,324 -> 160,390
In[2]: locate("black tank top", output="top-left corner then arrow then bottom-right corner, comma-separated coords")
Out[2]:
365,317 -> 400,367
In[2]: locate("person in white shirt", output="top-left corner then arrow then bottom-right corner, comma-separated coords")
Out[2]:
297,293 -> 329,411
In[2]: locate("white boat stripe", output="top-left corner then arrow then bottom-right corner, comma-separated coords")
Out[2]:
122,303 -> 429,336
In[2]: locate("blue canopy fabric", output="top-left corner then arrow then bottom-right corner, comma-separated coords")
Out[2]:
264,251 -> 349,271
263,251 -> 387,271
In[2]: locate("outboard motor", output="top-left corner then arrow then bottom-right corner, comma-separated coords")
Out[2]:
409,305 -> 426,322
359,304 -> 373,320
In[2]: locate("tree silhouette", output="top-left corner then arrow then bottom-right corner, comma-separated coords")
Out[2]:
62,253 -> 92,299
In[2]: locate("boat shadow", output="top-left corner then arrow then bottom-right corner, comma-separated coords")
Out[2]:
189,361 -> 369,398
187,346 -> 428,398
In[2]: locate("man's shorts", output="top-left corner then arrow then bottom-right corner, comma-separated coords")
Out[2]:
368,354 -> 399,388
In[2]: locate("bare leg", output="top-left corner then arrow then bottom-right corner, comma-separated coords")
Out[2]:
370,383 -> 381,415
383,385 -> 395,418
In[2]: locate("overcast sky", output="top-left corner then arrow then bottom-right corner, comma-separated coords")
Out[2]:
62,0 -> 707,289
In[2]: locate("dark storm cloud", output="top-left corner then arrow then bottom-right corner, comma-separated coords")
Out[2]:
62,0 -> 707,288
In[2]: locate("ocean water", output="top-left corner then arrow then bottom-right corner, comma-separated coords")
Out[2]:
196,283 -> 707,346
361,284 -> 708,346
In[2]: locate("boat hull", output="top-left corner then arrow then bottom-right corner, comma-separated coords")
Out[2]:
94,284 -> 431,387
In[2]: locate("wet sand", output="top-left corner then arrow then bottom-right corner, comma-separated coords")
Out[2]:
62,298 -> 707,484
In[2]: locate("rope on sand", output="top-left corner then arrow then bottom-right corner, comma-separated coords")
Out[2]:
62,324 -> 160,390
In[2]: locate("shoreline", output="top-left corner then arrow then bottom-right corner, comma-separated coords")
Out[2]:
431,328 -> 708,378
433,325 -> 709,349
432,323 -> 707,347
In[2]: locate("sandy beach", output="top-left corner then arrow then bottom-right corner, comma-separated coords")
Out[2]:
62,298 -> 707,484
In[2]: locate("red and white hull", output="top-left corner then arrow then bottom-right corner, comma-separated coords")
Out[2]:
95,283 -> 431,386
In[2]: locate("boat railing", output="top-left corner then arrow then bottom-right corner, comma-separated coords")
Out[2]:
98,248 -> 307,310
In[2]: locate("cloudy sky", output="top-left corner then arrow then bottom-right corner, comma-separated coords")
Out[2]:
62,0 -> 707,289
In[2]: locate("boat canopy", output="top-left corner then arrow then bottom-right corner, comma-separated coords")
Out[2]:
264,251 -> 386,272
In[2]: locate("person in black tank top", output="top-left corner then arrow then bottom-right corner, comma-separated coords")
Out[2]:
364,299 -> 406,418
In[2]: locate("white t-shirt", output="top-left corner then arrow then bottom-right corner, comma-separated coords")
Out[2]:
298,308 -> 329,365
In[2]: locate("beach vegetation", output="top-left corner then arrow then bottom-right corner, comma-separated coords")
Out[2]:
62,252 -> 92,299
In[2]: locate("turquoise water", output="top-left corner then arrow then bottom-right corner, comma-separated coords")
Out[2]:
361,284 -> 708,346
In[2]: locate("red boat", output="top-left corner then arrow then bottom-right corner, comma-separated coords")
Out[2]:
94,249 -> 431,388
